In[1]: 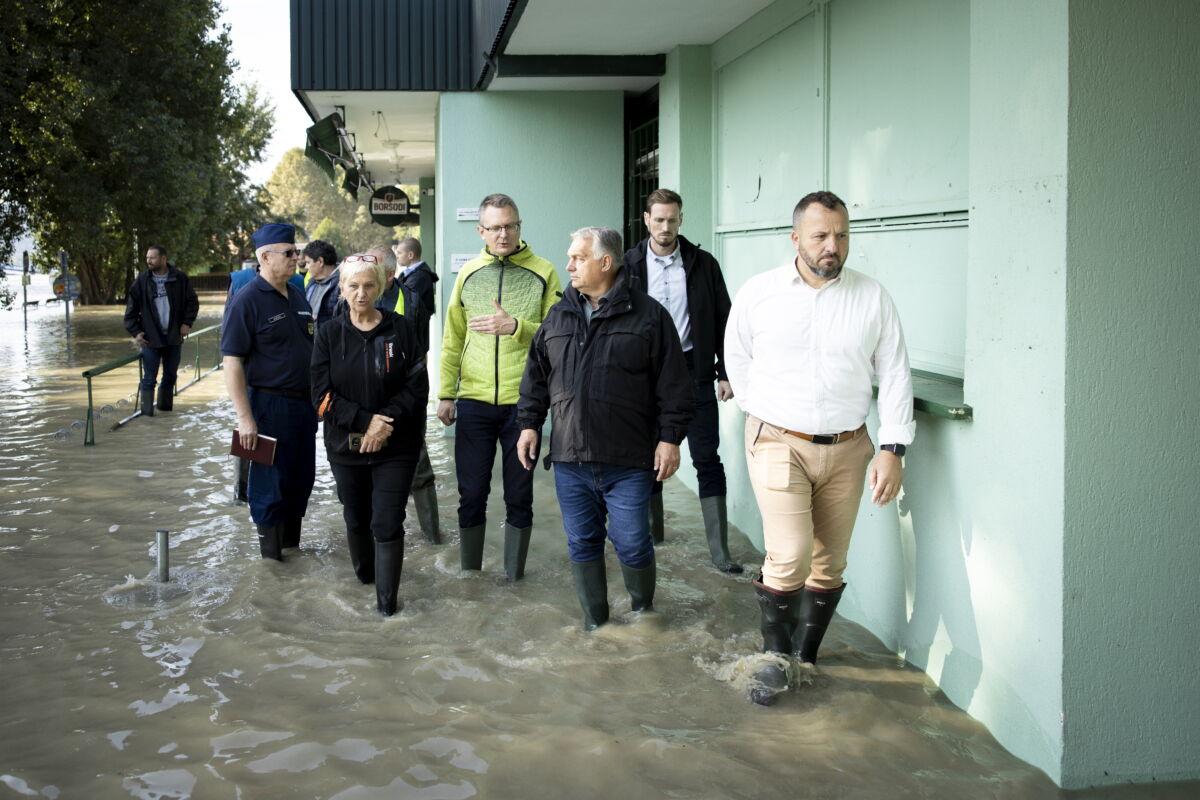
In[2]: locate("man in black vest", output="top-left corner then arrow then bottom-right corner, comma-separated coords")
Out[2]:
621,189 -> 742,573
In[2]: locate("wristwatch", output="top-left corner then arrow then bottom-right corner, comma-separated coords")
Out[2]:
880,443 -> 906,457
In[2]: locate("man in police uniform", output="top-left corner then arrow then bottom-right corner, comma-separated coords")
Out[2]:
220,223 -> 318,560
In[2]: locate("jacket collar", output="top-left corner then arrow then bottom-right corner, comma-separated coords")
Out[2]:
563,272 -> 633,318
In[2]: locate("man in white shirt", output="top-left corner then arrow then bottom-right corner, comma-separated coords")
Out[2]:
724,190 -> 915,706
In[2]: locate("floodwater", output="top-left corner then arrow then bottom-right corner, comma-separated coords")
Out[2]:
1,282 -> 1196,799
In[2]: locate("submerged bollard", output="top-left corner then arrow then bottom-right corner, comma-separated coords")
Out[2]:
155,530 -> 169,582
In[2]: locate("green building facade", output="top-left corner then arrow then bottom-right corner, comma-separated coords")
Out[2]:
292,0 -> 1200,787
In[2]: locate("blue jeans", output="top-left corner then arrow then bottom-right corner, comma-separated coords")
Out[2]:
454,399 -> 533,529
140,344 -> 182,391
553,462 -> 655,568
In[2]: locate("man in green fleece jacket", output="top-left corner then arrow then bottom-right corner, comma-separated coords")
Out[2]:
438,193 -> 562,581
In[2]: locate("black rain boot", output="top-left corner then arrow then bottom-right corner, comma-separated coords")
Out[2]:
140,388 -> 155,417
793,583 -> 847,664
459,524 -> 485,571
649,491 -> 664,544
345,527 -> 375,584
156,381 -> 174,411
256,523 -> 284,561
503,523 -> 531,582
749,573 -> 803,706
282,517 -> 301,549
570,559 -> 610,630
412,484 -> 441,544
620,558 -> 656,613
375,539 -> 404,616
700,495 -> 743,574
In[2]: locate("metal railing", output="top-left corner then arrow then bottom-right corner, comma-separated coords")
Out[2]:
80,322 -> 222,446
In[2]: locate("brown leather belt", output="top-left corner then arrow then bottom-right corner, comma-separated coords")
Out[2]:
780,424 -> 865,445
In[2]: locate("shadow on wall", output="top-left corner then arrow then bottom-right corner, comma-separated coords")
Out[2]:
897,416 -> 982,710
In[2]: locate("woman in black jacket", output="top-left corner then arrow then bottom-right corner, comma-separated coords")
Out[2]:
311,254 -> 428,616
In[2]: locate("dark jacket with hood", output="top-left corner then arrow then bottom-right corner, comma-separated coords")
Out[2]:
517,275 -> 693,470
123,265 -> 200,348
311,309 -> 428,466
621,234 -> 732,383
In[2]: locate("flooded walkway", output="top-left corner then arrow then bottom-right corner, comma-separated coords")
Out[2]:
1,294 -> 1195,799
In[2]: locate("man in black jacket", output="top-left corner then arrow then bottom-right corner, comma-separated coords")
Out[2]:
394,237 -> 438,320
123,245 -> 200,416
517,226 -> 693,630
622,188 -> 742,574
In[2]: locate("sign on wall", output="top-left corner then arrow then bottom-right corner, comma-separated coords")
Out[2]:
370,186 -> 419,227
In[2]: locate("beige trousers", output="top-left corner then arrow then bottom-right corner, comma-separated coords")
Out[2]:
744,415 -> 874,592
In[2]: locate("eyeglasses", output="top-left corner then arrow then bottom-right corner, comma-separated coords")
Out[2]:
264,248 -> 297,258
479,222 -> 521,235
343,254 -> 380,263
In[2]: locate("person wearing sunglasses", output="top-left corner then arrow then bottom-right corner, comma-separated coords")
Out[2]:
220,223 -> 319,561
438,193 -> 561,581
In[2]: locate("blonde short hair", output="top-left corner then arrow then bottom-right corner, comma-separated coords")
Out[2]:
338,255 -> 388,303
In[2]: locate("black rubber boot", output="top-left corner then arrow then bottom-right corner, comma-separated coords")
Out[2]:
620,558 -> 656,612
345,527 -> 374,584
459,524 -> 485,571
749,574 -> 803,706
793,583 -> 847,664
412,484 -> 441,544
375,539 -> 403,616
570,559 -> 610,630
156,381 -> 174,411
503,523 -> 531,582
140,388 -> 155,417
700,495 -> 743,574
649,491 -> 664,544
256,523 -> 284,561
282,517 -> 301,549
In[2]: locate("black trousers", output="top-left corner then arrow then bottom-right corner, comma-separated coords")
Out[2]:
652,351 -> 727,498
330,458 -> 418,545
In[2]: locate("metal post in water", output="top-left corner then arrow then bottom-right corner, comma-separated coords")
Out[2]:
21,251 -> 29,331
155,530 -> 169,582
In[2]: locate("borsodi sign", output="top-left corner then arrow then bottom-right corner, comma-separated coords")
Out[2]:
370,186 -> 417,227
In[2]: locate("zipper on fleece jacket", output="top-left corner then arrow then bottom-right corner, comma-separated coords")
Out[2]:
494,260 -> 506,406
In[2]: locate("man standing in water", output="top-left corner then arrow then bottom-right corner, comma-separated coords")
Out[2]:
622,189 -> 741,573
391,236 -> 441,544
124,245 -> 199,416
439,194 -> 561,581
220,223 -> 318,560
725,191 -> 914,705
517,227 -> 692,629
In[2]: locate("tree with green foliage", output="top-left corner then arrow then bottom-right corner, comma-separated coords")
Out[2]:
0,0 -> 273,303
265,147 -> 417,255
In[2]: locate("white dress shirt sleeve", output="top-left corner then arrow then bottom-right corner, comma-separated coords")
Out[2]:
724,280 -> 755,411
873,290 -> 916,445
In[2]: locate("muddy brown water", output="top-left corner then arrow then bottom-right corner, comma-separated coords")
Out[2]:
1,288 -> 1196,799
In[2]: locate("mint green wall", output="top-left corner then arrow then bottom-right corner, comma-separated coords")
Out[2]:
658,46 -> 714,247
1062,0 -> 1200,787
434,91 -> 625,310
693,0 -> 1071,785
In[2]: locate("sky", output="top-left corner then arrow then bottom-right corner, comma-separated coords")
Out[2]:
218,0 -> 315,186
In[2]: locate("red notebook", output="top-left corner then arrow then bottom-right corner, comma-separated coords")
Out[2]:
230,430 -> 277,466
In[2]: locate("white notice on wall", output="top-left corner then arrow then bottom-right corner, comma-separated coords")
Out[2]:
456,207 -> 480,221
451,254 -> 475,273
